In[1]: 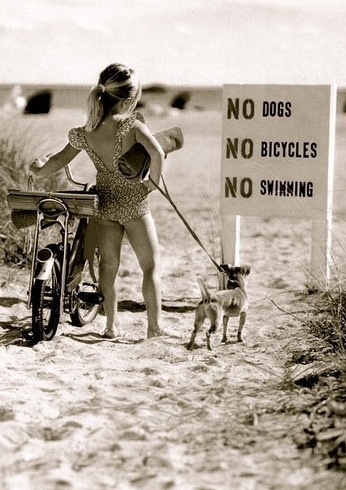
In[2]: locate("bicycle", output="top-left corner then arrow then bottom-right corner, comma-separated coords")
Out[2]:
7,165 -> 103,344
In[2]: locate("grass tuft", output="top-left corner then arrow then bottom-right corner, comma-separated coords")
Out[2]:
307,290 -> 346,354
0,115 -> 62,266
285,284 -> 346,471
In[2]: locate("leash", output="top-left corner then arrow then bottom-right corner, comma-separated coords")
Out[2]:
149,176 -> 228,278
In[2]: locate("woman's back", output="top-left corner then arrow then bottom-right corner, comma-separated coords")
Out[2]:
84,115 -> 136,171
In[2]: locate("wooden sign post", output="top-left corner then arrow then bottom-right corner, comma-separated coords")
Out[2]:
220,84 -> 336,289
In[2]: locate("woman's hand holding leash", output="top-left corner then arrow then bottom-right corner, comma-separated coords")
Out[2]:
143,177 -> 158,193
29,155 -> 51,175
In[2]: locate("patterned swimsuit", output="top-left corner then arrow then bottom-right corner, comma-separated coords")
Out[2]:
68,112 -> 150,225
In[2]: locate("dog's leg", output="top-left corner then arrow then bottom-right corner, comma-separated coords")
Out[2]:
187,305 -> 205,350
187,326 -> 198,351
221,315 -> 229,343
237,311 -> 246,342
206,331 -> 212,350
206,325 -> 216,351
206,311 -> 221,350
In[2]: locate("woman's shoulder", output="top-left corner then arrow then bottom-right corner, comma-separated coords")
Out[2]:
132,112 -> 149,133
118,111 -> 146,134
68,126 -> 86,150
135,111 -> 145,124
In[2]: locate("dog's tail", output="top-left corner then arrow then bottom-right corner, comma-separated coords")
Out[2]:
197,277 -> 211,303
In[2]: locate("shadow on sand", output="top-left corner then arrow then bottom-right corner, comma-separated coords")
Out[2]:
119,299 -> 196,313
0,297 -> 195,346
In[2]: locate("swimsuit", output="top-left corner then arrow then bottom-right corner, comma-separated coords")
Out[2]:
68,112 -> 150,225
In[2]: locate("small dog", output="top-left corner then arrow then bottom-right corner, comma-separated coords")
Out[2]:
187,265 -> 251,351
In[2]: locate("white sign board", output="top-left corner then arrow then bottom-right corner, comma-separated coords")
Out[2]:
221,85 -> 336,219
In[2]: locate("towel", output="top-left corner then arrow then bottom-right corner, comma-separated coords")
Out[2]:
118,126 -> 184,180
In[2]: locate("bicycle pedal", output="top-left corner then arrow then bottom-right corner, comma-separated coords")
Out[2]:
78,291 -> 104,304
21,326 -> 34,341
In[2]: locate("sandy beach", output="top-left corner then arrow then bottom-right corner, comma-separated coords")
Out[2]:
1,109 -> 346,489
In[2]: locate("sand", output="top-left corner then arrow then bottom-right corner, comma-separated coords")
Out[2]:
1,110 -> 346,489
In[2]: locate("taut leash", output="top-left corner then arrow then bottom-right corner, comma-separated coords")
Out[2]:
149,176 -> 228,278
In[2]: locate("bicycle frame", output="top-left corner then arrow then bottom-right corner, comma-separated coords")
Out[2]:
28,165 -> 92,315
7,163 -> 101,342
28,198 -> 70,314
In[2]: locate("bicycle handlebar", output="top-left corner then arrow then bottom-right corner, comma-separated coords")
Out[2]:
64,164 -> 86,188
28,163 -> 90,190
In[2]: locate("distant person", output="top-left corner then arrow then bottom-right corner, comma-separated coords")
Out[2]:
29,62 -> 165,340
3,85 -> 26,112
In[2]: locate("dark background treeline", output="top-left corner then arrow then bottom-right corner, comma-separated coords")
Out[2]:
1,84 -> 346,113
0,84 -> 222,112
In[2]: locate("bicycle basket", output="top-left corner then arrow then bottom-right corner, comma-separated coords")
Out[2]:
7,190 -> 99,228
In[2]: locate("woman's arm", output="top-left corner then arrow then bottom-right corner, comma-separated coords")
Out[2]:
29,143 -> 81,177
134,121 -> 165,190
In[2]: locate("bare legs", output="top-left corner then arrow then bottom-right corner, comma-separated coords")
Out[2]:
96,219 -> 124,337
125,214 -> 162,337
96,214 -> 162,338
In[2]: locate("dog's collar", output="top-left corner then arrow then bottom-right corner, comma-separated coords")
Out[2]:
227,280 -> 241,289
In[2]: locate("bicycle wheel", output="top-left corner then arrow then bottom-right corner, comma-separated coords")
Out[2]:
31,259 -> 61,343
69,250 -> 102,327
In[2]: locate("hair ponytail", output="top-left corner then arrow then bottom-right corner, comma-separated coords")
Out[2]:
85,86 -> 105,131
85,63 -> 142,131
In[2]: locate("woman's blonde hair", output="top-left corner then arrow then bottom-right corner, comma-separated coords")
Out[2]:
86,63 -> 142,131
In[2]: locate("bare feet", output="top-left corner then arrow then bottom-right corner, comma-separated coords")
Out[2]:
103,327 -> 122,339
147,327 -> 163,339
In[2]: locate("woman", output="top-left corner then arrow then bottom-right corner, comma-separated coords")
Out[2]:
30,62 -> 165,339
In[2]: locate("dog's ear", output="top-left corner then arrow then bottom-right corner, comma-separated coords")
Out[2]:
241,265 -> 251,276
220,263 -> 232,273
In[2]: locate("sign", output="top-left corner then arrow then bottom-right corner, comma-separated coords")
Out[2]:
221,84 -> 336,219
